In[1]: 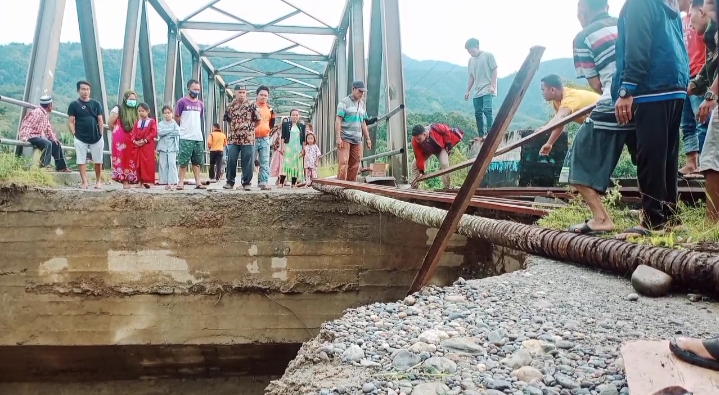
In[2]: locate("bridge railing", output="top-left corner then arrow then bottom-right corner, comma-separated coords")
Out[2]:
0,94 -> 111,156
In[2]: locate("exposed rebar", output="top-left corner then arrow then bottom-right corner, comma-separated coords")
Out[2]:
313,183 -> 719,295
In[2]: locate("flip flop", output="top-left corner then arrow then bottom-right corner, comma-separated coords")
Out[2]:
567,220 -> 609,236
615,226 -> 651,240
670,337 -> 719,371
143,183 -> 151,189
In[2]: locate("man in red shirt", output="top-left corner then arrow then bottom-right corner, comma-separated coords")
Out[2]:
680,0 -> 709,176
410,123 -> 464,189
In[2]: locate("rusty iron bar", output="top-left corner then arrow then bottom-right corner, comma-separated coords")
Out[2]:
435,186 -> 706,203
311,178 -> 551,216
313,183 -> 719,295
418,103 -> 596,182
409,46 -> 546,294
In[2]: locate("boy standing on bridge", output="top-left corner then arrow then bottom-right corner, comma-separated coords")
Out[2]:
409,123 -> 464,189
68,80 -> 105,189
175,79 -> 206,190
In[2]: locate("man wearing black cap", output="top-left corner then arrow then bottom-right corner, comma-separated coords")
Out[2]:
223,85 -> 261,190
335,80 -> 372,181
18,95 -> 69,172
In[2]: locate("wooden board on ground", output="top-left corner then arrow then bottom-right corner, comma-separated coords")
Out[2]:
622,340 -> 719,395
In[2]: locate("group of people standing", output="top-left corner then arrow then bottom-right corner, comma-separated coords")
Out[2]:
107,79 -> 206,190
222,84 -> 322,190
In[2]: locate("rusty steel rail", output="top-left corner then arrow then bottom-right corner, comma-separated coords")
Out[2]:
436,186 -> 706,203
312,178 -> 552,217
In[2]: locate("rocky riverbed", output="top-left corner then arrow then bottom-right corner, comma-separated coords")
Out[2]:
265,257 -> 719,395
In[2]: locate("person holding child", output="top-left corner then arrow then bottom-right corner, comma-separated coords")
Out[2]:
279,109 -> 306,187
131,102 -> 157,188
303,132 -> 321,187
157,105 -> 180,189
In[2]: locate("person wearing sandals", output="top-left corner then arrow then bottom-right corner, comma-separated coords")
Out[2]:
561,0 -> 637,235
671,337 -> 719,371
175,79 -> 207,190
17,95 -> 70,173
612,0 -> 690,240
157,105 -> 180,190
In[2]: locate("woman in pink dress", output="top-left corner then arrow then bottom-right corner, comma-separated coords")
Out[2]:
108,90 -> 140,189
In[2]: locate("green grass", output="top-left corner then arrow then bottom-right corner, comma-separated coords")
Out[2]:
537,183 -> 719,248
0,153 -> 56,187
318,163 -> 338,179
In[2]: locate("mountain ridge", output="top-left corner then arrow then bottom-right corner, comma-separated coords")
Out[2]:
0,43 -> 578,139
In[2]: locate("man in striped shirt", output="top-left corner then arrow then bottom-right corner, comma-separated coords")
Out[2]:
565,0 -> 636,235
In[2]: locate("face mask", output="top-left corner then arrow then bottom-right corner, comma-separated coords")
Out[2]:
189,90 -> 200,98
126,99 -> 137,108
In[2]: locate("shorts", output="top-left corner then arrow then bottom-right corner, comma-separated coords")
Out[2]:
74,137 -> 104,165
567,119 -> 636,193
178,139 -> 204,167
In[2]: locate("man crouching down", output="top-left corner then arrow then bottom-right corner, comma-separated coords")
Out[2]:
410,123 -> 464,189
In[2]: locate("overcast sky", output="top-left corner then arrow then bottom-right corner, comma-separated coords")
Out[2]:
0,0 -> 628,78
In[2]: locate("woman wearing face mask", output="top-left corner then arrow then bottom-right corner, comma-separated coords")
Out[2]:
108,90 -> 140,188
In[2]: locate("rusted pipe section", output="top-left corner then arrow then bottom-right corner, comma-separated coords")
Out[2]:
313,183 -> 719,295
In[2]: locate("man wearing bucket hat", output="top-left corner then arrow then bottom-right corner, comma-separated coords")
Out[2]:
335,80 -> 372,181
18,95 -> 69,172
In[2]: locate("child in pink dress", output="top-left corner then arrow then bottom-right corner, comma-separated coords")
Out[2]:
302,132 -> 321,187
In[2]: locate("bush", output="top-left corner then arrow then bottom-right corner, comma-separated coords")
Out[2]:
0,153 -> 56,187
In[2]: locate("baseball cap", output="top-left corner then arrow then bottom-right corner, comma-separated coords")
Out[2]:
234,85 -> 247,91
39,95 -> 53,105
352,81 -> 367,92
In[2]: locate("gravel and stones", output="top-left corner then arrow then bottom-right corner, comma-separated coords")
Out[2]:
265,257 -> 718,395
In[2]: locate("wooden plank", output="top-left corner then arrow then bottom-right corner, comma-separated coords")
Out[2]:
312,178 -> 550,216
417,103 -> 596,182
408,46 -> 546,294
623,340 -> 719,395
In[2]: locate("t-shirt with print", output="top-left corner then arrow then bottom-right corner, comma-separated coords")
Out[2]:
468,51 -> 498,98
68,98 -> 104,144
336,95 -> 367,144
175,97 -> 204,141
552,88 -> 600,125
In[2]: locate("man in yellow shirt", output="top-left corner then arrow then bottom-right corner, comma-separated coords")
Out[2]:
539,74 -> 600,155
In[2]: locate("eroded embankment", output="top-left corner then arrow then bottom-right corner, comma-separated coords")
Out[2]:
265,257 -> 719,395
0,187 -> 523,382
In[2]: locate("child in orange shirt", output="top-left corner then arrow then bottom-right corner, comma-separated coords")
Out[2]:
208,123 -> 228,181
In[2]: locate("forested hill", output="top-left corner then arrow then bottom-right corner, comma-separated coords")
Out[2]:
0,43 -> 577,138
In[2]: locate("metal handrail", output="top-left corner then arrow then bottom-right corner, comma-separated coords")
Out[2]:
0,94 -> 112,131
0,138 -> 111,156
0,93 -> 113,156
